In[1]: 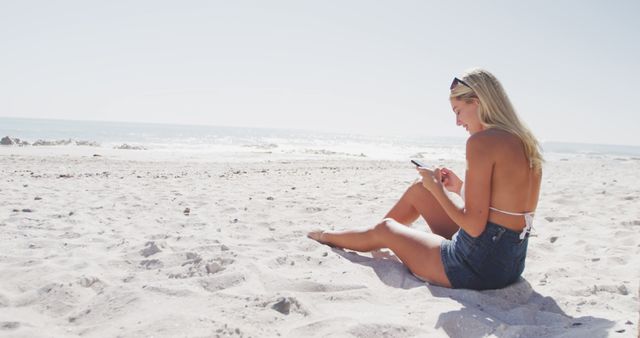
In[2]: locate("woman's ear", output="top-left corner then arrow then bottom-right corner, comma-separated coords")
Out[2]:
464,98 -> 479,106
475,102 -> 484,120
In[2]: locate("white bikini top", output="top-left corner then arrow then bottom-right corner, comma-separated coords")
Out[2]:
460,182 -> 533,240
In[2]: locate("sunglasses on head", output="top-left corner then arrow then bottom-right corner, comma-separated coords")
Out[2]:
450,77 -> 471,90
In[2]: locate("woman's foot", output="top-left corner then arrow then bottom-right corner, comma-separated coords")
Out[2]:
307,230 -> 326,244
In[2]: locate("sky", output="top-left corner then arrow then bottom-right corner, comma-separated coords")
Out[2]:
1,0 -> 639,146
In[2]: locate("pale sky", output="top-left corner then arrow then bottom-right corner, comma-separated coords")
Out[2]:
1,1 -> 639,146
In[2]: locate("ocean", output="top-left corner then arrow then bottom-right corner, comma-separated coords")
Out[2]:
1,117 -> 639,162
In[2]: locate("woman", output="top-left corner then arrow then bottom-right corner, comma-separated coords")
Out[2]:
307,68 -> 543,290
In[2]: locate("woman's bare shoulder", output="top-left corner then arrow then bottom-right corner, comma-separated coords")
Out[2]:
466,129 -> 523,163
467,128 -> 514,147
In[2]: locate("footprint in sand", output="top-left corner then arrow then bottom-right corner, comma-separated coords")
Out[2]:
586,284 -> 630,296
59,232 -> 81,239
168,252 -> 233,279
205,262 -> 224,274
606,256 -> 628,265
347,323 -> 423,337
142,285 -> 193,297
177,252 -> 201,266
139,241 -> 162,257
305,207 -> 324,213
291,319 -> 423,337
268,254 -> 321,268
77,276 -> 102,289
544,216 -> 572,223
550,197 -> 573,205
139,259 -> 163,269
65,290 -> 139,325
0,322 -> 20,330
15,283 -> 80,317
263,275 -> 367,293
199,272 -> 247,292
621,220 -> 640,226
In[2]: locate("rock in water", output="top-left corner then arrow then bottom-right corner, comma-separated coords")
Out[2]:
1,136 -> 15,145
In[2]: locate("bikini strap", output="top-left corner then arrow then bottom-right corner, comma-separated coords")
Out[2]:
462,184 -> 534,240
489,207 -> 534,240
488,206 -> 529,216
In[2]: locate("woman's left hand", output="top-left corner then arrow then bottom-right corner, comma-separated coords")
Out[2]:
417,167 -> 443,192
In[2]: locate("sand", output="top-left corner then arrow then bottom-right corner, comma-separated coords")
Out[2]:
0,147 -> 638,337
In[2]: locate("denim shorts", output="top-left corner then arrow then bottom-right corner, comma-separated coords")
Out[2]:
440,221 -> 528,290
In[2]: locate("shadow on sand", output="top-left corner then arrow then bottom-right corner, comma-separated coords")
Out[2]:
333,248 -> 616,338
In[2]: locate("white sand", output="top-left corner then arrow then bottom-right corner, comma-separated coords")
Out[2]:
0,148 -> 638,337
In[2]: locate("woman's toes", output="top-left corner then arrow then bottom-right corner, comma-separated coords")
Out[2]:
307,230 -> 325,242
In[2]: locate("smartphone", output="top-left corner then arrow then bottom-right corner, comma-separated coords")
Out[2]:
411,159 -> 427,168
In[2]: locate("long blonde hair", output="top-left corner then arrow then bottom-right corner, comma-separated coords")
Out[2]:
450,68 -> 544,171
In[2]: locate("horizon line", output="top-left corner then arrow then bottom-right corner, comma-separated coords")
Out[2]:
1,115 -> 639,149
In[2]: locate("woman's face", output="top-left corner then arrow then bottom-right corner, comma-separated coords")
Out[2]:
450,98 -> 483,134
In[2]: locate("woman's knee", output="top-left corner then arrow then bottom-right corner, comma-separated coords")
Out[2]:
371,218 -> 395,246
374,218 -> 402,237
409,178 -> 425,192
408,179 -> 433,199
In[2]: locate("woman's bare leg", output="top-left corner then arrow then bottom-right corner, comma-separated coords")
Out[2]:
385,180 -> 459,239
308,219 -> 451,287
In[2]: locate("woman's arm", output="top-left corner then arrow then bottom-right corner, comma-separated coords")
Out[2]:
419,133 -> 494,237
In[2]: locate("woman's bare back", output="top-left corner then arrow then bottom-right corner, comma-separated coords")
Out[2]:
481,129 -> 542,231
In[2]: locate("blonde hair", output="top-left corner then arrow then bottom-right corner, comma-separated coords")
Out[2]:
450,68 -> 544,171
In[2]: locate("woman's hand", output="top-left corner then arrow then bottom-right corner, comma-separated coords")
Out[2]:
439,167 -> 463,195
418,167 -> 463,195
417,167 -> 443,192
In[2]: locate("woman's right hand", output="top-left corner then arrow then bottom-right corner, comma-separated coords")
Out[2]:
439,167 -> 463,195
